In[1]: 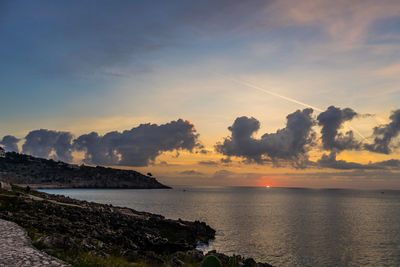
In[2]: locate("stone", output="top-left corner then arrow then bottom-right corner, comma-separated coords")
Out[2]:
0,219 -> 69,266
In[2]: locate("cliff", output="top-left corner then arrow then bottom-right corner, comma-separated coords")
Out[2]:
0,152 -> 170,189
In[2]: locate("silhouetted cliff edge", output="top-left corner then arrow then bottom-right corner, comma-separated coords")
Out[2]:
0,152 -> 170,189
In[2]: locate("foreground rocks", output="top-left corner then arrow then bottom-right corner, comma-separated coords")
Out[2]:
0,219 -> 69,267
0,185 -> 272,266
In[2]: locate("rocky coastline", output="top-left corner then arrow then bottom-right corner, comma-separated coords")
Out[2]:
0,152 -> 170,189
0,183 -> 273,266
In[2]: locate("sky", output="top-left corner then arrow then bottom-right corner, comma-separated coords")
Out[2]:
1,0 -> 400,189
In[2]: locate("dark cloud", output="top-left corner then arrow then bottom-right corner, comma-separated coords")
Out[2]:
74,119 -> 199,166
198,160 -> 219,166
364,109 -> 400,154
317,106 -> 360,151
0,135 -> 20,152
180,170 -> 204,176
4,119 -> 198,166
220,157 -> 232,164
22,129 -> 73,162
216,109 -> 315,167
317,152 -> 400,170
372,159 -> 400,169
73,132 -> 119,166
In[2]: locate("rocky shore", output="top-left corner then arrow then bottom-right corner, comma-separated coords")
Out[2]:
0,184 -> 273,266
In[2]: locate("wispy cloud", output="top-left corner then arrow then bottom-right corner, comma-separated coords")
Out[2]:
198,160 -> 219,166
264,0 -> 400,48
180,170 -> 204,176
376,63 -> 400,77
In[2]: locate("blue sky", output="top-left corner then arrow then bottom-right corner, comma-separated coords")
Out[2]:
1,0 -> 400,188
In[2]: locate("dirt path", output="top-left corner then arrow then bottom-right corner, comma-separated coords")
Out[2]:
28,194 -> 82,208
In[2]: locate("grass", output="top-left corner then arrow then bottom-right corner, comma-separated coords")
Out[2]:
47,250 -> 149,267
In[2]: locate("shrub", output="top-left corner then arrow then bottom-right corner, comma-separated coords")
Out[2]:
201,255 -> 222,267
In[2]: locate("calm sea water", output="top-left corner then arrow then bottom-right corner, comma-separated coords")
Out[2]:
41,187 -> 400,266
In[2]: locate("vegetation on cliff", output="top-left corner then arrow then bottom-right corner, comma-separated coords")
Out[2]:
0,152 -> 169,189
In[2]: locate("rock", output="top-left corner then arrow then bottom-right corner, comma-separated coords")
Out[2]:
143,251 -> 165,266
170,257 -> 185,266
243,258 -> 257,267
0,181 -> 12,191
186,249 -> 204,262
35,236 -> 66,249
256,263 -> 274,267
172,251 -> 186,258
81,238 -> 96,250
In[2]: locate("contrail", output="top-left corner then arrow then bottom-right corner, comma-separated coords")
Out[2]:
222,75 -> 323,112
215,72 -> 368,141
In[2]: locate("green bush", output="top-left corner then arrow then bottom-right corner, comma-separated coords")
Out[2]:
201,255 -> 222,267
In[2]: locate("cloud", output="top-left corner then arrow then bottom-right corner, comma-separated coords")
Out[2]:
22,129 -> 73,162
220,157 -> 232,164
4,0 -> 400,79
198,160 -> 219,166
265,0 -> 400,48
216,108 -> 315,167
6,119 -> 198,167
317,152 -> 400,170
180,170 -> 204,176
0,135 -> 20,152
376,62 -> 400,77
372,159 -> 400,169
74,119 -> 200,166
317,106 -> 360,151
364,109 -> 400,154
213,170 -> 236,178
284,169 -> 400,189
72,132 -> 119,165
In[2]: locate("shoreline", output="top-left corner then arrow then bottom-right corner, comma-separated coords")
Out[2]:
15,184 -> 172,190
0,183 -> 273,266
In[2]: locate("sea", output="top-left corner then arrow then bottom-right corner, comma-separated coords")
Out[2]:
40,187 -> 400,267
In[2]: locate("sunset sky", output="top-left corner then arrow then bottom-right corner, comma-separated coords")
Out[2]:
1,0 -> 400,189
